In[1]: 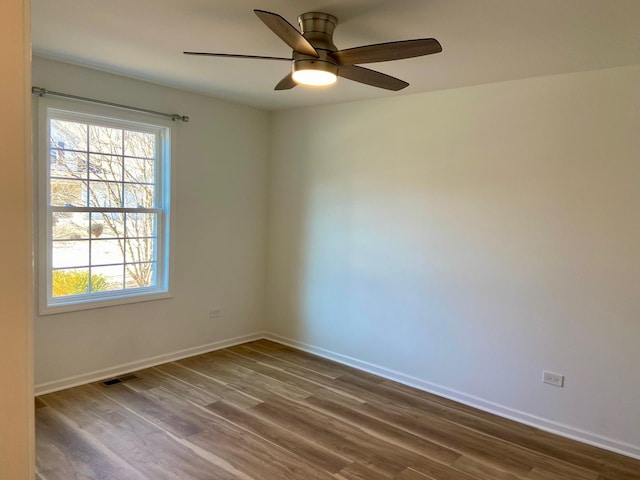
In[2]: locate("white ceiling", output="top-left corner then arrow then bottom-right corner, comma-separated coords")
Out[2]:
32,0 -> 640,111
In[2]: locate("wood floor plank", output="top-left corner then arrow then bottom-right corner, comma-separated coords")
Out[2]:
237,341 -> 348,378
327,375 -> 535,476
154,361 -> 262,409
41,385 -> 238,480
302,395 -> 534,480
240,340 -> 387,383
185,417 -> 338,480
105,378 -> 340,479
251,394 -> 478,478
450,454 -> 525,480
206,399 -> 352,473
331,371 -> 606,479
301,394 -> 461,465
333,375 -> 614,480
125,367 -> 221,406
180,352 -> 313,402
250,396 -> 409,477
36,406 -> 147,480
213,348 -> 367,407
228,344 -> 342,382
394,468 -> 437,480
380,377 -> 636,478
409,462 -> 484,480
35,339 -> 640,480
527,465 -> 598,480
597,471 -> 640,480
335,462 -> 396,480
95,382 -> 204,438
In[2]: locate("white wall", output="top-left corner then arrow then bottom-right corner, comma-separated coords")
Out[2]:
33,57 -> 269,390
267,65 -> 640,455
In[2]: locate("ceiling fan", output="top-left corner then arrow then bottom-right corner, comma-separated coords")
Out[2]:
184,9 -> 442,91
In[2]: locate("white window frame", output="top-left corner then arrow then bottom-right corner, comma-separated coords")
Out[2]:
36,97 -> 174,315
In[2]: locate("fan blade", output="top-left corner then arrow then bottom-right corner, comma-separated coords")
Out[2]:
254,10 -> 319,57
338,65 -> 409,91
331,38 -> 442,65
275,74 -> 297,90
183,52 -> 292,61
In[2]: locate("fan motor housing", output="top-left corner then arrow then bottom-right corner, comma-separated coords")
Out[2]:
298,12 -> 338,51
293,12 -> 339,78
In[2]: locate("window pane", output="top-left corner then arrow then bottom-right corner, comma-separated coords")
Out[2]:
91,239 -> 125,266
125,262 -> 155,288
50,179 -> 87,207
91,212 -> 125,238
52,240 -> 89,268
124,131 -> 155,159
126,213 -> 156,239
52,212 -> 90,240
89,125 -> 123,155
124,158 -> 155,184
89,154 -> 123,182
91,265 -> 124,292
89,181 -> 122,208
124,183 -> 154,208
51,120 -> 87,151
125,237 -> 155,264
52,268 -> 90,297
50,151 -> 87,180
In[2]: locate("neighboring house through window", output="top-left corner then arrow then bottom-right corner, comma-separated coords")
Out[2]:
37,98 -> 173,314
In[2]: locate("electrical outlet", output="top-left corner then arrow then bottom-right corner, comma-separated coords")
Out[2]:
543,371 -> 564,387
209,308 -> 222,318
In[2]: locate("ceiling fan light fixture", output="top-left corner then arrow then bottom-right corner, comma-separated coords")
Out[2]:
292,69 -> 337,86
292,59 -> 338,86
185,9 -> 443,92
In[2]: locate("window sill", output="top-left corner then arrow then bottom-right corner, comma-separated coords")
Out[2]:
39,290 -> 172,316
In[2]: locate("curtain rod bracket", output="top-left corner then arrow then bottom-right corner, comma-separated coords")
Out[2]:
170,114 -> 190,122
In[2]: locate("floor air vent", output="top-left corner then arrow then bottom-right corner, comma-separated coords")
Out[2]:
101,374 -> 139,386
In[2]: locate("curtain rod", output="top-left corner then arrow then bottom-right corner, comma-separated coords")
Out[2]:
32,87 -> 189,123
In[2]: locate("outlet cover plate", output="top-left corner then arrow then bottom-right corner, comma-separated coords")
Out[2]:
543,371 -> 564,387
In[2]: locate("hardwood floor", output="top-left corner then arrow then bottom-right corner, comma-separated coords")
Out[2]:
35,340 -> 640,480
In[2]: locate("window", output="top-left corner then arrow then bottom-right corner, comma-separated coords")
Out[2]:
37,99 -> 173,314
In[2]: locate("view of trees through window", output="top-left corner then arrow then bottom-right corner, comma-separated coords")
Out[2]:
49,117 -> 159,297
